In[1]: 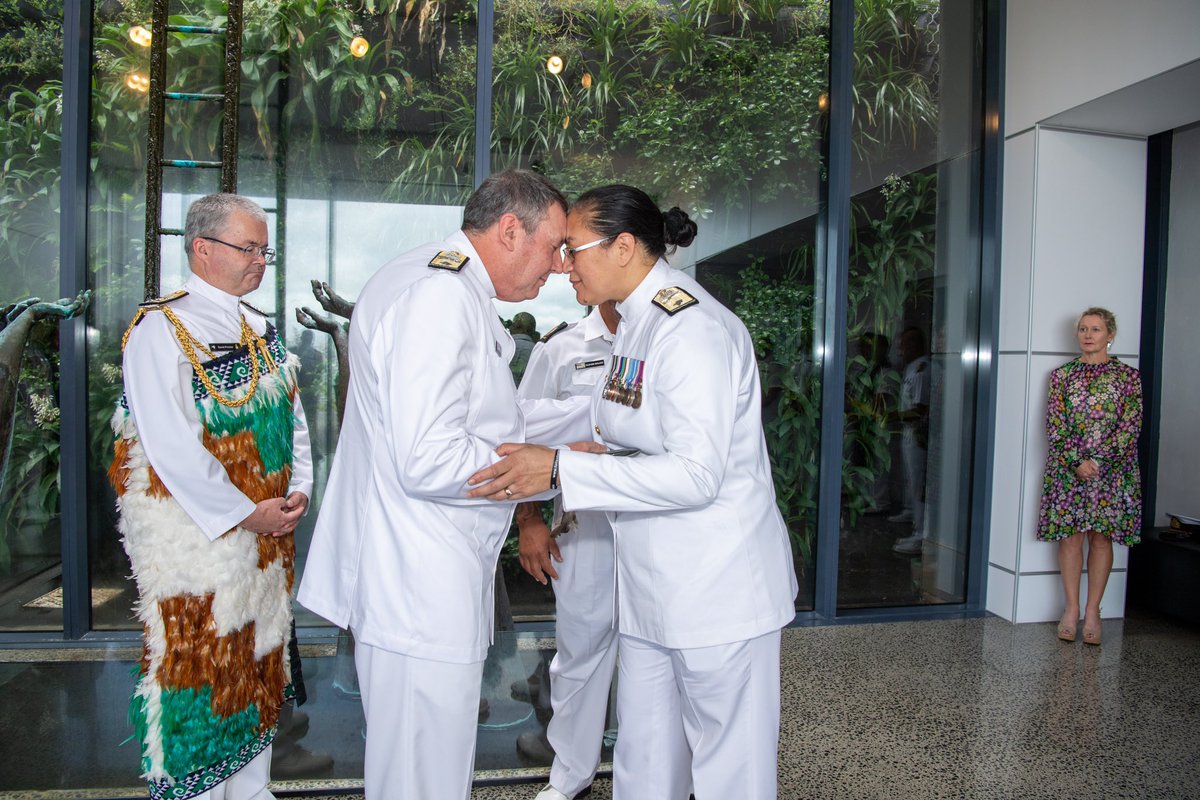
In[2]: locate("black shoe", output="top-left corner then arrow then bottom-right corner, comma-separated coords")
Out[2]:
511,659 -> 548,702
510,674 -> 540,702
516,730 -> 556,766
271,744 -> 334,779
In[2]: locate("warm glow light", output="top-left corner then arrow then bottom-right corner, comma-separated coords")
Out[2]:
350,36 -> 369,58
546,55 -> 564,75
563,115 -> 571,130
581,72 -> 593,89
818,92 -> 829,112
125,72 -> 150,93
128,25 -> 152,48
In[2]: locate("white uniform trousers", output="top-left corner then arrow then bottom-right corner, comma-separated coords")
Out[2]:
190,747 -> 273,800
546,521 -> 619,798
356,641 -> 485,800
613,629 -> 782,800
901,426 -> 927,534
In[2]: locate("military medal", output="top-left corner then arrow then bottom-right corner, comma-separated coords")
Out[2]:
603,355 -> 645,407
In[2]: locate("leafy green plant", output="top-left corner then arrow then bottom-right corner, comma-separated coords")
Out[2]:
727,169 -> 938,566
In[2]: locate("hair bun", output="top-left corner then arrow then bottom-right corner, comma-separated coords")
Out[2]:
663,207 -> 698,249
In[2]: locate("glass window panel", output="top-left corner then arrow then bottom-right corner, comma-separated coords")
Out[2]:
837,0 -> 982,608
88,2 -> 480,635
492,0 -> 830,615
0,1 -> 64,632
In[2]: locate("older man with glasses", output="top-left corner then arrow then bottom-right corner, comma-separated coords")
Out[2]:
110,193 -> 313,800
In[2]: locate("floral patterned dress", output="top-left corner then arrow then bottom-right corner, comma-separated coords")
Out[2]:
1037,357 -> 1142,545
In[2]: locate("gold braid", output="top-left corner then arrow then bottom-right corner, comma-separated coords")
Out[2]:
120,305 -> 277,408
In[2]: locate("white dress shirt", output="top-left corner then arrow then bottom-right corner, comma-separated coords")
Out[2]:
558,260 -> 798,650
121,274 -> 313,540
516,306 -> 615,530
298,231 -> 588,664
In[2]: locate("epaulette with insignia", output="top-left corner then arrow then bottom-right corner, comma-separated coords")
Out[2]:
540,321 -> 569,343
651,286 -> 698,315
239,299 -> 269,317
429,250 -> 469,272
138,290 -> 188,308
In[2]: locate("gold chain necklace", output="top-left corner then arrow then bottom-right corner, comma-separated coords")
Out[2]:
121,306 -> 277,408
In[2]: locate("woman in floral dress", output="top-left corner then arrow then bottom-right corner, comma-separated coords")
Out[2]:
1037,307 -> 1142,646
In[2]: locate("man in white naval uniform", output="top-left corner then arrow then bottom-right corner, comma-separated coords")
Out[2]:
297,170 -> 588,800
118,194 -> 313,800
512,302 -> 619,800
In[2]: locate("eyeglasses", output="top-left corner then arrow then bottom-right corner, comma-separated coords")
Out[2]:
202,236 -> 277,264
559,236 -> 613,263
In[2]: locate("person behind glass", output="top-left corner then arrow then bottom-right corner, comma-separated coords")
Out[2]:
890,326 -> 931,555
511,300 -> 622,800
110,194 -> 313,800
509,310 -> 539,386
1037,307 -> 1142,646
468,184 -> 799,800
297,170 -> 590,800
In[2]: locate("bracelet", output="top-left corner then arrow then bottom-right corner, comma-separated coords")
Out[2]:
549,450 -> 561,491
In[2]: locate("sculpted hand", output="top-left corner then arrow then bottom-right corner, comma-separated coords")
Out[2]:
467,443 -> 556,501
516,505 -> 561,584
310,279 -> 356,320
240,498 -> 305,537
295,306 -> 344,336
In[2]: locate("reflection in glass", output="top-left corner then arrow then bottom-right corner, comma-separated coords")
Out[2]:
86,2 -> 480,629
837,0 -> 982,608
0,1 -> 65,631
492,0 -> 830,612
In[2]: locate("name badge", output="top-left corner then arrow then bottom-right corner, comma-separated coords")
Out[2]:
575,359 -> 605,370
209,342 -> 241,352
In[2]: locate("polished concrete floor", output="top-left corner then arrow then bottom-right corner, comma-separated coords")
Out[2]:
1,609 -> 1198,799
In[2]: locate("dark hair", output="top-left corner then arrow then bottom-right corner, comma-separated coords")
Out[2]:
462,169 -> 567,234
900,325 -> 927,353
571,184 -> 697,259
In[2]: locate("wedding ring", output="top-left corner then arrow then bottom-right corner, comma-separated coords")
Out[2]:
504,488 -> 514,498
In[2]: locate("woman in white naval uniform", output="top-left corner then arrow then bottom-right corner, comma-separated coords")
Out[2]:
470,184 -> 798,799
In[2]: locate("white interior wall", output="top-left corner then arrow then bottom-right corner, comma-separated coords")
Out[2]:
989,127 -> 1145,622
1156,124 -> 1200,525
988,0 -> 1200,621
1005,0 -> 1200,135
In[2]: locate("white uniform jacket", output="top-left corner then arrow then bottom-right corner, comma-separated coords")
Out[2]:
558,261 -> 799,650
122,274 -> 314,538
515,307 -> 615,534
298,231 -> 587,664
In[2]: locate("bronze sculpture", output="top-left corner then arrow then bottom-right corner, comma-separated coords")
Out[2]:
0,291 -> 91,497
